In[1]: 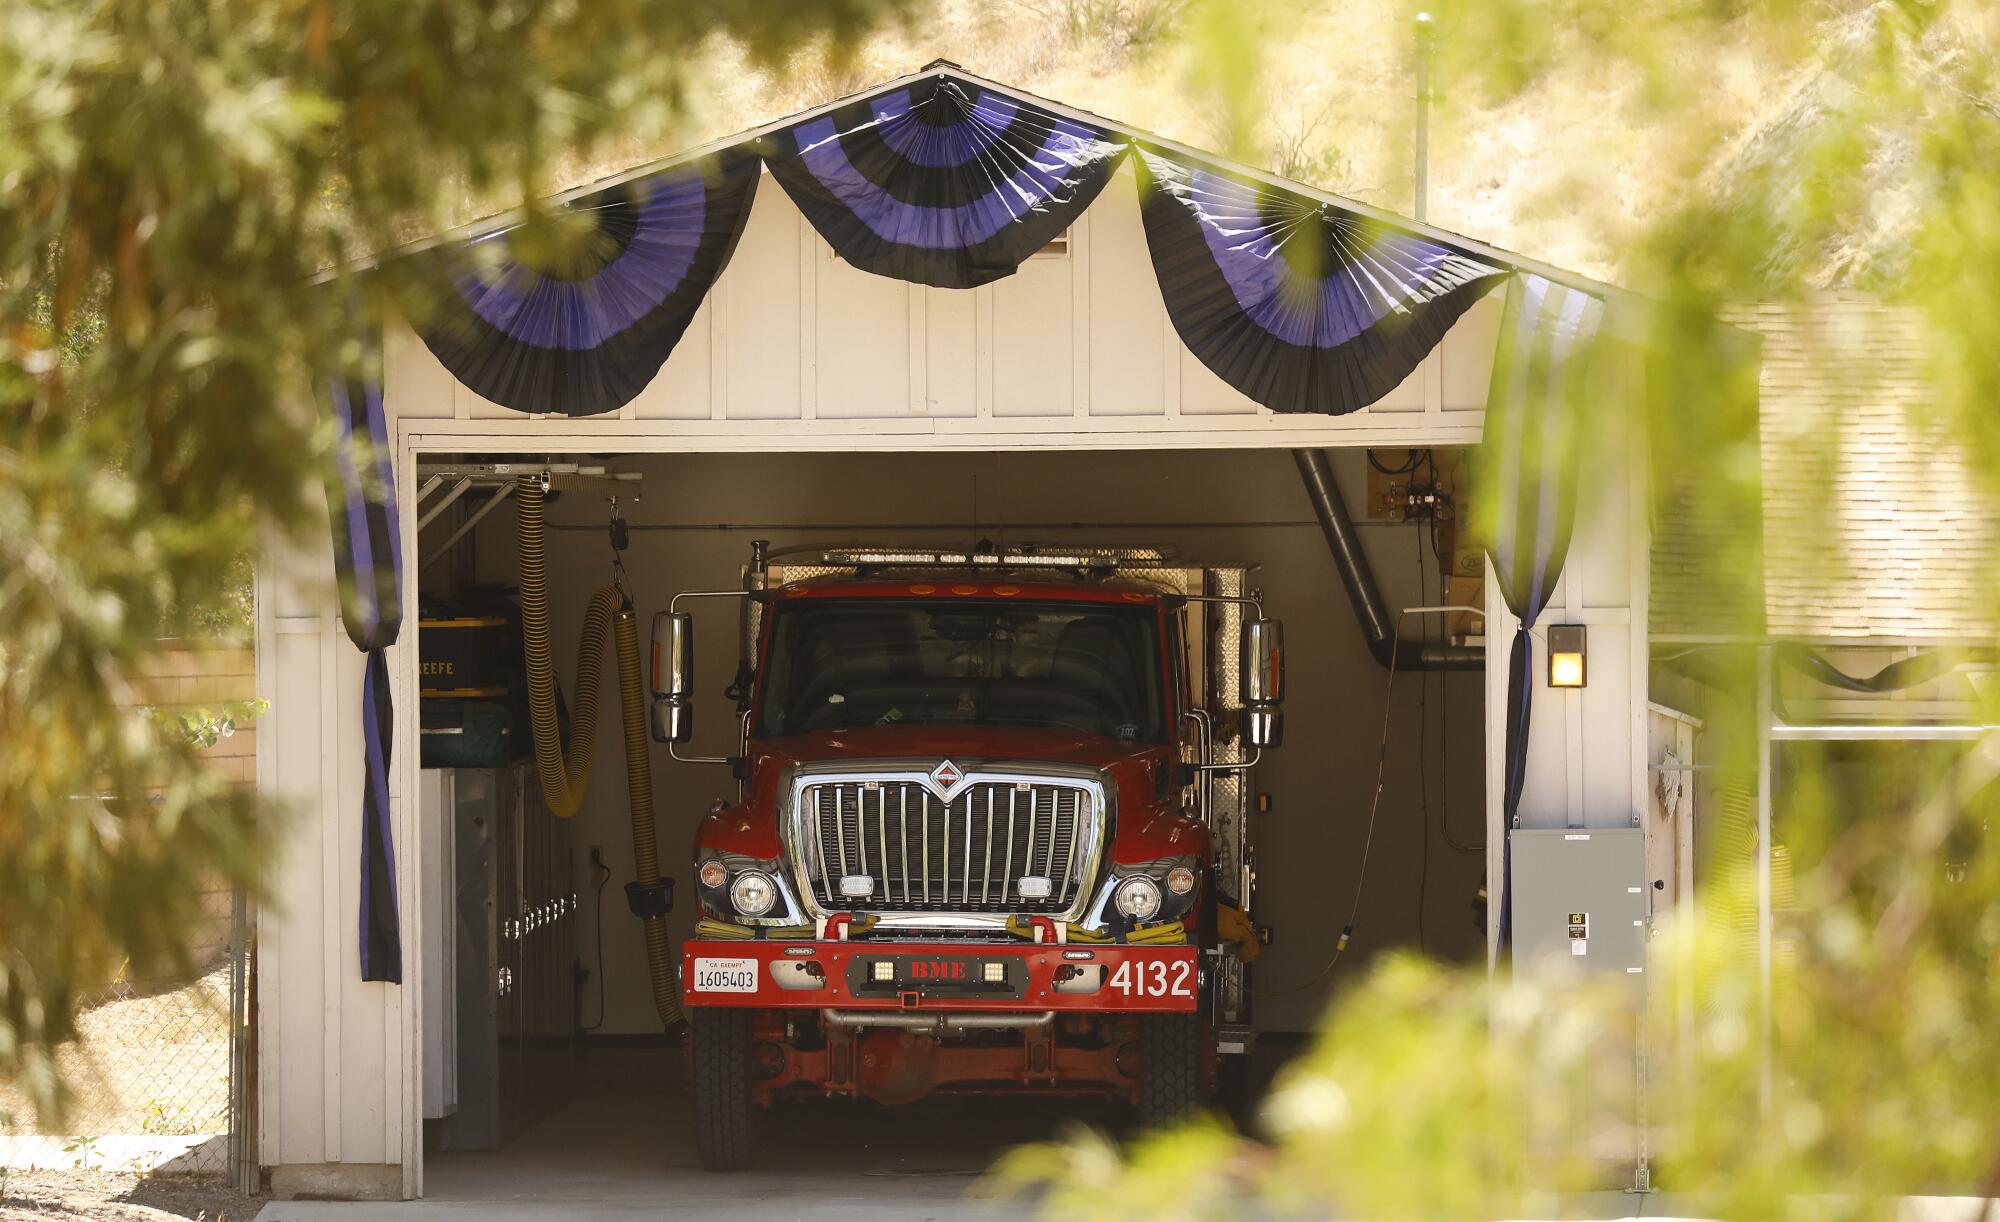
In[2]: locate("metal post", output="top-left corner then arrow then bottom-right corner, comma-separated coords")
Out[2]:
1630,852 -> 1658,1196
1631,951 -> 1653,1194
1414,12 -> 1436,222
228,886 -> 256,1194
1755,645 -> 1775,1110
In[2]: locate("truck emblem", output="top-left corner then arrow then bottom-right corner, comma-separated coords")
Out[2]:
930,759 -> 963,789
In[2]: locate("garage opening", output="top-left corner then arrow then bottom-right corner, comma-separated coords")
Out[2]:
406,444 -> 1486,1187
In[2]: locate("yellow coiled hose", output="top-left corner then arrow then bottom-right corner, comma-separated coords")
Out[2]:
517,476 -> 682,1027
615,604 -> 682,1025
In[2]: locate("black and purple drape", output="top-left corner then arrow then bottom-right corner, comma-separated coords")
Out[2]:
1481,273 -> 1605,945
416,150 -> 761,417
1136,149 -> 1508,415
324,361 -> 405,984
760,75 -> 1126,289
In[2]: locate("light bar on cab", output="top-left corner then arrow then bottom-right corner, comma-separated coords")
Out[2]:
819,546 -> 1171,570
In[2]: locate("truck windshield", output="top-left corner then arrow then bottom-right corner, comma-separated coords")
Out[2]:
756,598 -> 1165,742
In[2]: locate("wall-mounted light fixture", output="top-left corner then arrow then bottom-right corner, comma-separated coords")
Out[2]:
1548,624 -> 1587,688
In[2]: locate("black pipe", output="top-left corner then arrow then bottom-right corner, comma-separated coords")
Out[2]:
1293,449 -> 1484,672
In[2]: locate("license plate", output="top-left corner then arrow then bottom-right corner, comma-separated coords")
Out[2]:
692,957 -> 759,993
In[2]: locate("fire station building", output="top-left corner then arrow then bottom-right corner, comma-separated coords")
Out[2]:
258,64 -> 1680,1200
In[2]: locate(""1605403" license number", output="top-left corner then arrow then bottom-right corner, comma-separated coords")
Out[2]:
691,957 -> 759,993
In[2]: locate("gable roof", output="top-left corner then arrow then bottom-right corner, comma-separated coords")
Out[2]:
366,61 -> 1632,310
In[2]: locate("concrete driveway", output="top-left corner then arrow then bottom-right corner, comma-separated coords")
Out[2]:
256,1044 -> 1114,1221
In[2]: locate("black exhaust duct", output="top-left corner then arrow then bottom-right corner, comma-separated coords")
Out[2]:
1293,449 -> 1483,672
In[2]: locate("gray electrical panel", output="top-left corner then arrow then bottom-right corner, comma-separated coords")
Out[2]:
1509,827 -> 1647,997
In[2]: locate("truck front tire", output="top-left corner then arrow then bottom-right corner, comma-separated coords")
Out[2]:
690,1007 -> 754,1171
1136,1012 -> 1207,1129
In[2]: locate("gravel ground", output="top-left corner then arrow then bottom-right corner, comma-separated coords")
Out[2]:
0,1169 -> 264,1221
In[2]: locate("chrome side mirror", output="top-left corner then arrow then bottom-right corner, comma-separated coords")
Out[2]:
1240,617 -> 1284,748
650,611 -> 694,744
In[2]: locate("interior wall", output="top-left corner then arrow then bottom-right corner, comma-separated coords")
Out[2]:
453,447 -> 1486,1035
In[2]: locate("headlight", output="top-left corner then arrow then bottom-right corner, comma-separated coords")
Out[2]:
1166,866 -> 1196,896
697,861 -> 728,890
1113,876 -> 1163,922
729,871 -> 777,917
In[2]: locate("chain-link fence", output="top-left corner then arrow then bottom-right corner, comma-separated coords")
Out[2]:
0,885 -> 250,1179
1,643 -> 257,1185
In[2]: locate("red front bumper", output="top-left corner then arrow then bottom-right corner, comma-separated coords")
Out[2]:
680,938 -> 1200,1013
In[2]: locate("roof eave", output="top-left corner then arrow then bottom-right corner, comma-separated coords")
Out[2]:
940,65 -> 1635,308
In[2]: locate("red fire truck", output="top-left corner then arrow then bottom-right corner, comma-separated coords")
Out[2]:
652,544 -> 1282,1170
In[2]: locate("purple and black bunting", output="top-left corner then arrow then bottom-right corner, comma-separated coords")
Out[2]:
415,149 -> 761,418
760,75 -> 1126,289
324,365 -> 405,983
1477,273 -> 1605,946
408,77 -> 1519,421
1136,149 -> 1508,415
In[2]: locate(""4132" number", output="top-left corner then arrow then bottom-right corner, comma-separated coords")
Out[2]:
1107,957 -> 1194,998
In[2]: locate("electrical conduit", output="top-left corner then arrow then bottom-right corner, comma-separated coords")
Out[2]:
517,475 -> 683,1027
1293,449 -> 1482,672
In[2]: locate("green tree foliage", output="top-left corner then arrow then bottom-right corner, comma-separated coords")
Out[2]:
999,1 -> 2000,1217
0,0 -> 891,1130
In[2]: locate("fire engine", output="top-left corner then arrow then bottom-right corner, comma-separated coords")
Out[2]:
651,542 -> 1283,1170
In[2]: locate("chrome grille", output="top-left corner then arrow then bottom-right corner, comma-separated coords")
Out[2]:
799,778 -> 1095,915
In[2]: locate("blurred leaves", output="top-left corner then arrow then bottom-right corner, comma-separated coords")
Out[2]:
0,0 -> 893,1129
4,5 -> 1996,1213
164,699 -> 269,751
1004,806 -> 2000,1219
998,959 -> 1637,1220
1001,1 -> 2000,1218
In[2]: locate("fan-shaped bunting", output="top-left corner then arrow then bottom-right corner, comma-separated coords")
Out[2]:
1137,149 -> 1508,415
760,74 -> 1127,289
416,149 -> 761,417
